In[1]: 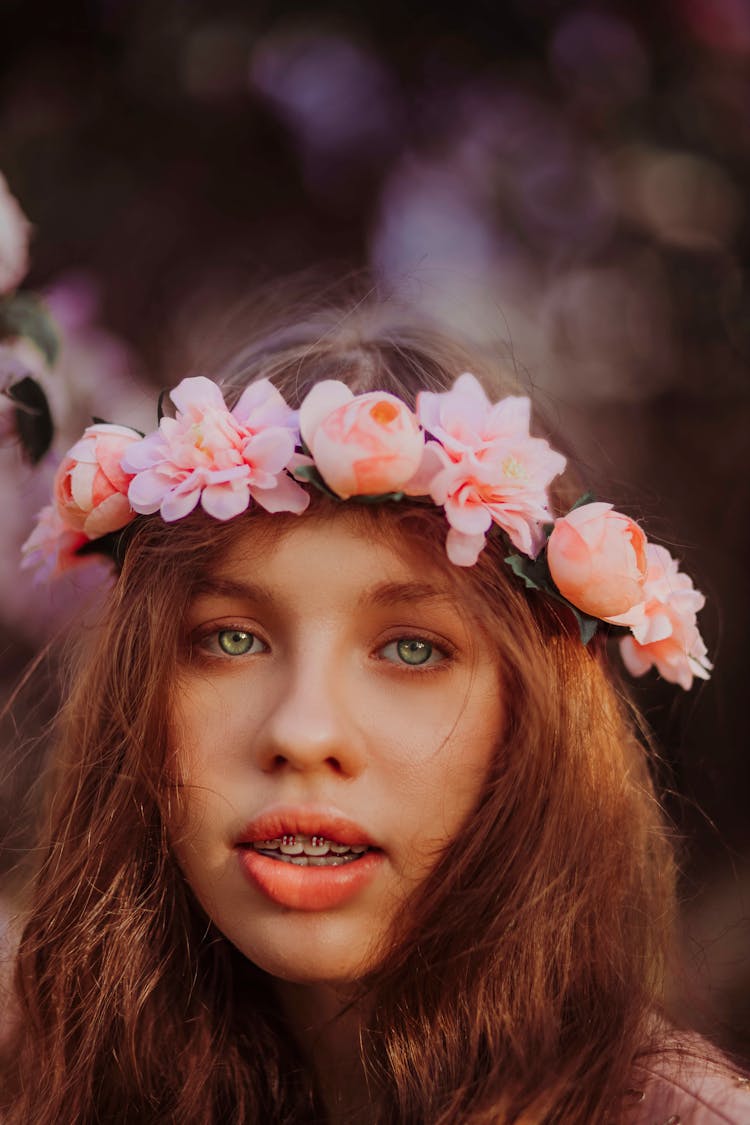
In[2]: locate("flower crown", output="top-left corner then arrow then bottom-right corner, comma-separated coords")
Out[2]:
21,372 -> 711,690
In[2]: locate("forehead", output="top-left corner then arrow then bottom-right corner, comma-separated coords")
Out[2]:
201,506 -> 465,606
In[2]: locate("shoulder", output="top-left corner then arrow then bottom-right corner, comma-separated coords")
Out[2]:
625,1038 -> 750,1125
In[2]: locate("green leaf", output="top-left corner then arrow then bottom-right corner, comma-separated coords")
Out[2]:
570,491 -> 595,511
505,551 -> 600,645
356,491 -> 405,504
568,608 -> 600,646
0,293 -> 60,366
291,463 -> 408,505
290,463 -> 340,499
291,463 -> 318,482
504,553 -> 550,592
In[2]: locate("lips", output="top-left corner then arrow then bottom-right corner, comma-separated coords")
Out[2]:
235,807 -> 383,911
237,808 -> 375,848
249,834 -> 370,866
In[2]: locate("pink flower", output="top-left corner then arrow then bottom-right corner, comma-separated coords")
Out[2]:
0,173 -> 31,294
122,376 -> 309,521
415,373 -> 566,566
547,502 -> 648,625
21,504 -> 89,579
299,380 -> 424,498
619,544 -> 712,690
54,423 -> 140,539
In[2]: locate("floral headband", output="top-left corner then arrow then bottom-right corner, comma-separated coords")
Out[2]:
21,372 -> 711,691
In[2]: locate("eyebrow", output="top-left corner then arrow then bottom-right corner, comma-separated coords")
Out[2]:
190,577 -> 457,611
190,577 -> 275,606
364,580 -> 458,611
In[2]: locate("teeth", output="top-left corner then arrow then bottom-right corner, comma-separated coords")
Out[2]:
256,852 -> 362,867
250,832 -> 371,865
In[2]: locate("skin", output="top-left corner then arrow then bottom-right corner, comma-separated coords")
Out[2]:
171,512 -> 505,988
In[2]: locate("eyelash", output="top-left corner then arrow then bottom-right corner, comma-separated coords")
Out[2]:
190,625 -> 454,672
192,625 -> 268,660
376,634 -> 453,672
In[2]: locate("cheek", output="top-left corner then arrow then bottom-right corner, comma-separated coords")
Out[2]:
438,671 -> 504,798
167,684 -> 237,848
167,779 -> 241,931
170,673 -> 245,779
390,679 -> 504,872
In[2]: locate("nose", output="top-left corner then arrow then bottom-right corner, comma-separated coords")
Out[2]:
254,651 -> 366,778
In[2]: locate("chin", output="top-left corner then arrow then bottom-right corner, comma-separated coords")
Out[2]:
232,927 -> 384,986
254,958 -> 364,986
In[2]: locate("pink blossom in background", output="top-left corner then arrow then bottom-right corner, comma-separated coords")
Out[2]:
0,270 -> 153,640
620,543 -> 712,690
20,503 -> 89,580
0,173 -> 31,294
547,501 -> 648,624
54,422 -> 140,538
415,372 -> 566,565
123,376 -> 309,521
299,380 -> 424,498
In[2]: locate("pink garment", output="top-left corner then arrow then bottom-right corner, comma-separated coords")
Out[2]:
625,1049 -> 750,1124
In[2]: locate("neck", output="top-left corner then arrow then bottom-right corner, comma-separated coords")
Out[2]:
274,979 -> 375,1124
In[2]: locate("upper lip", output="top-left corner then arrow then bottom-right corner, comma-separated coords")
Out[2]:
236,805 -> 377,848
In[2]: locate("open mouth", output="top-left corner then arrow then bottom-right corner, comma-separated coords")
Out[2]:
237,818 -> 382,908
246,833 -> 371,867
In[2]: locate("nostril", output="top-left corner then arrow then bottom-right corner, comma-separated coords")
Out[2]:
259,742 -> 363,777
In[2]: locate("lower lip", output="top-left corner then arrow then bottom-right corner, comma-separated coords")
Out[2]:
237,847 -> 382,911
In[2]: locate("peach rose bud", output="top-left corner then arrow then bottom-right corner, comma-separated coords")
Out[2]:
547,502 -> 648,623
299,380 -> 424,499
54,422 -> 141,539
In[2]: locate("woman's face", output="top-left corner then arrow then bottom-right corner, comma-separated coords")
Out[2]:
171,512 -> 504,984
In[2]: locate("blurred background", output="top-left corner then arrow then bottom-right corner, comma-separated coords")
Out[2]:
1,0 -> 749,1057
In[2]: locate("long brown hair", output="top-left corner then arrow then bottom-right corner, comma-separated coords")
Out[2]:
2,291 -> 678,1123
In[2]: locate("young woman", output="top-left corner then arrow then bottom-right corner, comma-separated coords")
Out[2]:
2,298 -> 746,1122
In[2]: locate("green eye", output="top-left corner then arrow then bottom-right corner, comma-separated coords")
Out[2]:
218,629 -> 257,656
395,638 -> 433,666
